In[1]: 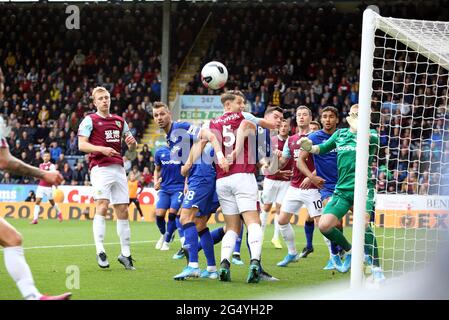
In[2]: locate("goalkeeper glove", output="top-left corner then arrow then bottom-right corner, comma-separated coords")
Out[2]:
298,137 -> 318,154
346,111 -> 358,132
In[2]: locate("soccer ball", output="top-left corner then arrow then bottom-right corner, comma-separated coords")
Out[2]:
201,61 -> 228,90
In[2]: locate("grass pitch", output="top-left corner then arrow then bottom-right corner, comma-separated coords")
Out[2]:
0,218 -> 352,300
0,219 -> 350,300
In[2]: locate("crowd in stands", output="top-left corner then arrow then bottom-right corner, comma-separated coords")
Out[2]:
0,3 -> 208,187
184,1 -> 449,195
1,1 -> 449,196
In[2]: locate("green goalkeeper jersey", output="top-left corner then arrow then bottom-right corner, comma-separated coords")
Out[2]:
318,128 -> 378,196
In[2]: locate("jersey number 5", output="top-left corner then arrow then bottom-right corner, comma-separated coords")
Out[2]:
223,125 -> 236,147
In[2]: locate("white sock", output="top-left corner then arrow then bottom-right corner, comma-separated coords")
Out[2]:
180,236 -> 185,246
4,246 -> 41,300
53,203 -> 61,213
188,262 -> 199,268
207,265 -> 217,272
116,219 -> 131,257
33,205 -> 40,221
93,215 -> 106,254
221,230 -> 238,263
260,209 -> 269,234
247,223 -> 263,261
279,223 -> 297,255
323,236 -> 333,258
273,214 -> 280,240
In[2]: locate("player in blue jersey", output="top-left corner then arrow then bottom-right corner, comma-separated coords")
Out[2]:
298,106 -> 344,269
153,102 -> 201,254
173,139 -> 220,280
153,145 -> 185,251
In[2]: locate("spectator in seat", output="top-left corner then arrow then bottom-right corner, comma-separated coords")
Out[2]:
66,131 -> 78,155
61,163 -> 73,185
72,161 -> 87,185
1,172 -> 13,184
140,144 -> 152,160
56,153 -> 68,170
50,141 -> 62,162
141,166 -> 153,187
134,153 -> 147,172
252,95 -> 266,117
35,121 -> 50,144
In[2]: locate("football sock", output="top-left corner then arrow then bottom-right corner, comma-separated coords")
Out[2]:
182,222 -> 199,267
155,215 -> 166,235
304,220 -> 315,250
165,213 -> 177,243
4,246 -> 41,300
33,205 -> 40,221
116,219 -> 131,257
198,226 -> 224,252
247,223 -> 262,261
246,232 -> 265,273
199,227 -> 215,267
273,214 -> 280,240
221,230 -> 238,263
260,209 -> 269,233
279,223 -> 297,255
176,216 -> 184,238
233,225 -> 243,255
93,214 -> 106,254
322,227 -> 352,252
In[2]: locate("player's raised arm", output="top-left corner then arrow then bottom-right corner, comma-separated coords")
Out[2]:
0,147 -> 63,186
180,138 -> 208,177
298,149 -> 325,189
299,130 -> 338,156
242,112 -> 277,130
200,127 -> 229,172
231,119 -> 257,161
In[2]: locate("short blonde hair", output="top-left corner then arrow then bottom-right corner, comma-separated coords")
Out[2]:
152,101 -> 170,111
91,86 -> 109,100
220,90 -> 245,105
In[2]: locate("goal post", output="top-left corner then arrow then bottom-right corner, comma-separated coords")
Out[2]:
352,8 -> 449,289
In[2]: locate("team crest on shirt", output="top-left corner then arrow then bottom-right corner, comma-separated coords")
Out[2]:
115,121 -> 122,128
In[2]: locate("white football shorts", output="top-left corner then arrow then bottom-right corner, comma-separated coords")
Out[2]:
36,186 -> 53,200
90,164 -> 129,205
262,178 -> 290,205
280,186 -> 322,218
216,173 -> 258,215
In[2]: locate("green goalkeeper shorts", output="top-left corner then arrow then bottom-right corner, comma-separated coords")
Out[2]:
323,189 -> 375,220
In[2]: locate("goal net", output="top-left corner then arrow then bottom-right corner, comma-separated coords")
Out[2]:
353,9 -> 449,287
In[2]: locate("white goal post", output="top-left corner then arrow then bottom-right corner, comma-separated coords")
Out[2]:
352,8 -> 449,288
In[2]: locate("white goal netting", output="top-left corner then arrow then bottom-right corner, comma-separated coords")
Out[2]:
365,14 -> 449,279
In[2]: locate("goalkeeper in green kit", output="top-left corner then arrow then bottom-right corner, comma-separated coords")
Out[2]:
299,104 -> 385,282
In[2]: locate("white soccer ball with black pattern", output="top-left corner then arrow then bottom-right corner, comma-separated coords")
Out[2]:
201,61 -> 228,90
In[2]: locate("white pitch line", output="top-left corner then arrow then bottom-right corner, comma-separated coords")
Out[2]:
14,240 -> 156,251
1,240 -> 329,251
